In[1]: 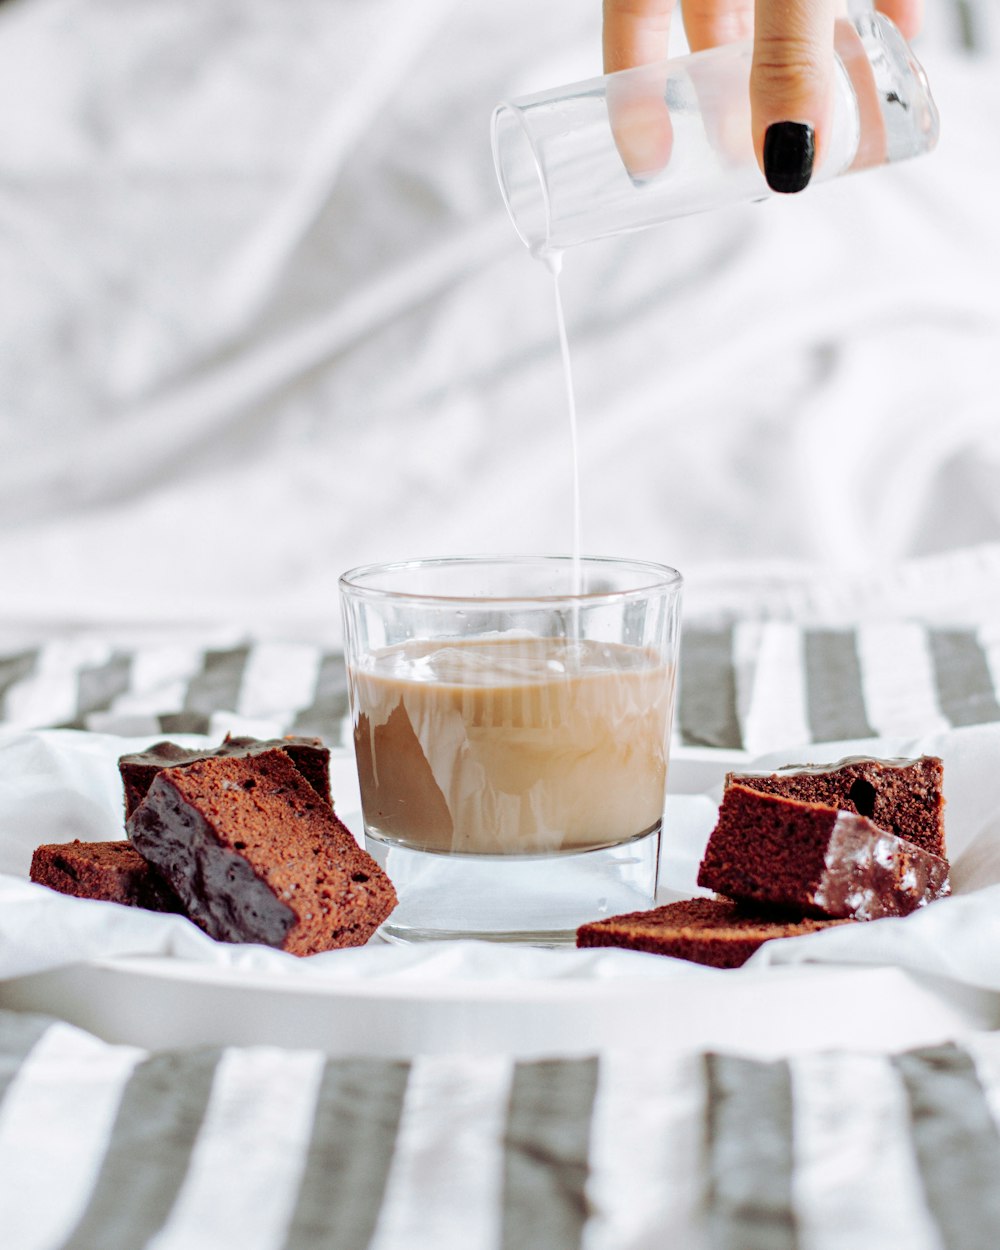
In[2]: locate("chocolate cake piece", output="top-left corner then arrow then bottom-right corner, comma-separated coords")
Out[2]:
576,897 -> 851,968
127,749 -> 396,954
30,840 -> 183,913
727,755 -> 946,858
698,784 -> 950,920
119,734 -> 332,816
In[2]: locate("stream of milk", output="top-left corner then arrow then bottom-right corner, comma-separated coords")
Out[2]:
543,249 -> 583,602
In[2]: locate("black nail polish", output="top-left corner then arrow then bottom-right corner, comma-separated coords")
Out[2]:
763,122 -> 815,194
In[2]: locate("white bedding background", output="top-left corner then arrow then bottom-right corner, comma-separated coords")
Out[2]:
0,0 -> 998,638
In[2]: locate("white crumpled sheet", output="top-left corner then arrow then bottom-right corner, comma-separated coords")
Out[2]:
1,1 -> 998,639
0,728 -> 708,984
2,723 -> 1000,998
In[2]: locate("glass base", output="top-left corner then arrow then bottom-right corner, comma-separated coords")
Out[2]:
366,825 -> 660,945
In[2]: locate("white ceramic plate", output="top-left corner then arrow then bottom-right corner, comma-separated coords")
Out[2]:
3,951 -> 995,1059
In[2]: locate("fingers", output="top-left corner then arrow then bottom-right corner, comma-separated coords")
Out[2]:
603,0 -> 675,72
606,66 -> 674,180
606,0 -> 922,195
750,0 -> 836,192
604,0 -> 676,178
681,0 -> 754,53
875,0 -> 923,39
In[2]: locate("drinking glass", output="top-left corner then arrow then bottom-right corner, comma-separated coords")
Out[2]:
339,555 -> 683,943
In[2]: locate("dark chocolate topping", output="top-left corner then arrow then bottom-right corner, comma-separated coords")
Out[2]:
128,771 -> 296,947
119,734 -> 325,769
735,754 -> 928,777
812,811 -> 951,919
119,734 -> 332,816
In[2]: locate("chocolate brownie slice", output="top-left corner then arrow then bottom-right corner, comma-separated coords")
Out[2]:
119,734 -> 332,816
727,755 -> 946,858
577,897 -> 851,967
698,784 -> 950,920
30,840 -> 183,912
127,749 -> 396,954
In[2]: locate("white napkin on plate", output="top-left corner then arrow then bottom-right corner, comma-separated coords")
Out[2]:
1,723 -> 999,998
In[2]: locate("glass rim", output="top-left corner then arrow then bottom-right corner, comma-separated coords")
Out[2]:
491,99 -> 553,253
338,554 -> 683,608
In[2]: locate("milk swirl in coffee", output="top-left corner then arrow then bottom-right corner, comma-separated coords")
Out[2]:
350,635 -> 673,857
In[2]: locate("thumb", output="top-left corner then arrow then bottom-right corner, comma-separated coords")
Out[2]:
751,0 -> 836,193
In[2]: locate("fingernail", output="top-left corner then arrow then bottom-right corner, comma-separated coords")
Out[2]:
763,122 -> 815,194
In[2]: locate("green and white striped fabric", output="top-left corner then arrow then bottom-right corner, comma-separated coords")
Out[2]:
3,1009 -> 1000,1250
3,623 -> 1000,754
677,622 -> 1000,752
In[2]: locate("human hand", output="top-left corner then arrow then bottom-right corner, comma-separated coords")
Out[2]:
603,0 -> 923,192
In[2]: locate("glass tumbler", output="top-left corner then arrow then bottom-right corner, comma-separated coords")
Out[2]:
491,6 -> 939,254
339,555 -> 683,944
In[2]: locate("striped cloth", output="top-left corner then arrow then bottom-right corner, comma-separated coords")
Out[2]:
3,1008 -> 1000,1250
3,623 -> 1000,754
